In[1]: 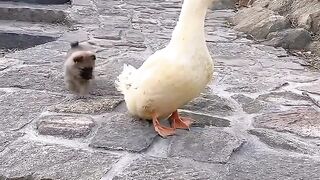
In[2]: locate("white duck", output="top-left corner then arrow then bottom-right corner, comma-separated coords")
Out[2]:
115,0 -> 214,137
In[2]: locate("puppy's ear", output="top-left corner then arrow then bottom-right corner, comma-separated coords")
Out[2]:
73,56 -> 83,63
90,54 -> 96,61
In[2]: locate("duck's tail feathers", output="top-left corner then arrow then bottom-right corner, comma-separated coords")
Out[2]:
115,64 -> 137,94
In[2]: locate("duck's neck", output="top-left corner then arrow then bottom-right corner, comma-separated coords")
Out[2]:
169,0 -> 209,46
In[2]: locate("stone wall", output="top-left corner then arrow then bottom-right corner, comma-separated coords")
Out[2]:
231,0 -> 320,56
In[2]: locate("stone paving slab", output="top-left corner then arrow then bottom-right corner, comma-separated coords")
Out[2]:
113,156 -> 228,180
168,127 -> 244,163
37,114 -> 95,139
90,113 -> 157,152
253,107 -> 320,138
0,89 -> 64,131
0,140 -> 121,180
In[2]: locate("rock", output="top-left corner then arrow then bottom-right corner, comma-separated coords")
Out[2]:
0,90 -> 64,131
0,131 -> 24,152
310,11 -> 320,34
253,107 -> 320,138
124,29 -> 145,43
0,58 -> 23,71
4,46 -> 61,65
231,6 -> 290,39
90,113 -> 157,152
179,110 -> 231,128
37,115 -> 95,139
238,0 -> 254,7
0,140 -> 121,180
257,91 -> 312,106
263,28 -> 312,49
114,156 -> 227,180
228,151 -> 320,179
59,30 -> 89,43
0,64 -> 66,93
297,83 -> 320,95
183,93 -> 234,116
231,94 -> 265,114
308,41 -> 320,57
168,127 -> 245,163
92,27 -> 122,40
249,128 -> 320,155
49,96 -> 123,114
210,0 -> 237,10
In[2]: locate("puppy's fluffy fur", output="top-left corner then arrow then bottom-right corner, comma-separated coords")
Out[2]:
64,41 -> 96,96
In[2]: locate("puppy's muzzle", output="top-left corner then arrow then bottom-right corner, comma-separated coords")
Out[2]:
80,67 -> 93,80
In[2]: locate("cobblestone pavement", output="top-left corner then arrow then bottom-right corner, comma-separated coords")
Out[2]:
0,0 -> 320,179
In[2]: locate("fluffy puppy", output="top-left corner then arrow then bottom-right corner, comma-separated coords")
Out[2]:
64,41 -> 96,96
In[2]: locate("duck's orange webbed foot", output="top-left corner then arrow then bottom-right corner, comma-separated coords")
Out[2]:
169,110 -> 192,130
152,113 -> 175,138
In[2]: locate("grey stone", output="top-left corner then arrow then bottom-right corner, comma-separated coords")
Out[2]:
286,74 -> 319,83
0,140 -> 121,180
169,127 -> 244,163
231,6 -> 290,39
228,151 -> 320,179
179,110 -> 230,127
253,44 -> 288,57
90,113 -> 157,152
297,83 -> 320,95
124,29 -> 145,43
92,28 -> 122,40
225,85 -> 260,93
308,41 -> 320,57
114,156 -> 227,180
216,66 -> 288,94
210,0 -> 237,10
0,90 -> 64,131
183,93 -> 234,116
249,128 -> 320,155
101,15 -> 130,29
0,58 -> 22,71
253,107 -> 320,138
59,30 -> 89,43
263,28 -> 312,49
4,45 -> 61,64
231,94 -> 265,114
257,91 -> 312,106
0,131 -> 24,152
37,115 -> 95,139
49,96 -> 123,114
0,65 -> 66,93
0,4 -> 69,24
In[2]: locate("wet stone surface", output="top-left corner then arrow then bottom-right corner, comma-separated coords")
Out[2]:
0,90 -> 64,131
0,140 -> 121,180
114,156 -> 227,180
90,113 -> 157,152
169,127 -> 244,163
183,93 -> 235,116
248,128 -> 320,155
253,107 -> 320,138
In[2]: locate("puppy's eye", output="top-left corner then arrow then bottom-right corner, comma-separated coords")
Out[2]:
73,56 -> 83,63
91,55 -> 96,61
